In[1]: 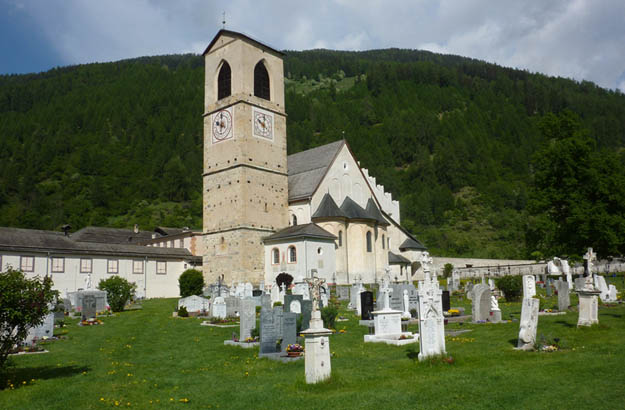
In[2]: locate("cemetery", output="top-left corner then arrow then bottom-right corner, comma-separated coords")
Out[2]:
2,269 -> 625,409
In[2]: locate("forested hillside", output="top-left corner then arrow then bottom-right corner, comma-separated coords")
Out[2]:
1,49 -> 625,259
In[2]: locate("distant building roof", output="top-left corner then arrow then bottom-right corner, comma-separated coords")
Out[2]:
0,227 -> 200,261
287,140 -> 345,201
72,226 -> 153,244
203,29 -> 284,57
388,251 -> 411,265
263,223 -> 336,243
312,193 -> 347,219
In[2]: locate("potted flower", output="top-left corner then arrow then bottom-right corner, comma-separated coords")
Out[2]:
286,343 -> 304,357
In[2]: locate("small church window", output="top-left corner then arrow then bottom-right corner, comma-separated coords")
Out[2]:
292,214 -> 298,226
272,248 -> 280,265
338,231 -> 343,247
382,234 -> 385,249
218,61 -> 231,100
288,246 -> 297,263
366,231 -> 372,253
254,61 -> 270,100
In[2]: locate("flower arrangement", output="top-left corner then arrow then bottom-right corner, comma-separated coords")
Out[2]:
399,334 -> 413,340
448,309 -> 460,316
80,318 -> 103,326
338,329 -> 346,334
286,343 -> 304,353
243,337 -> 258,343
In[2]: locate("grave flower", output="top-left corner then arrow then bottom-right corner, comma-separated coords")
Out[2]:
286,343 -> 304,353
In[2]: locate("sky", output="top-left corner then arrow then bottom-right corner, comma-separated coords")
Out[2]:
2,0 -> 625,92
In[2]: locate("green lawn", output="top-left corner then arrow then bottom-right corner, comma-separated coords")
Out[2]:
1,285 -> 625,410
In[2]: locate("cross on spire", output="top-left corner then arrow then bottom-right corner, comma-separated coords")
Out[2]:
222,11 -> 226,29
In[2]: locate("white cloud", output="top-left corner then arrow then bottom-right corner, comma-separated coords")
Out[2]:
6,0 -> 625,91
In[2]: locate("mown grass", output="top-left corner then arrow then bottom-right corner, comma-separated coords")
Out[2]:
1,283 -> 624,410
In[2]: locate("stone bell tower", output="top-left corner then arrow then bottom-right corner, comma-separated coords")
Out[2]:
201,30 -> 289,285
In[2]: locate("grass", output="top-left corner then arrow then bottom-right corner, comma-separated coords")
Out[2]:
1,286 -> 625,409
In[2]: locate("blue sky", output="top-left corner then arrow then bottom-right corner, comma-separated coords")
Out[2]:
2,0 -> 625,91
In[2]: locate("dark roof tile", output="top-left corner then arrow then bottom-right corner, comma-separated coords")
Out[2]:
263,223 -> 336,243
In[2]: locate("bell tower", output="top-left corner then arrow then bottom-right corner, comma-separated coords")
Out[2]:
201,30 -> 289,285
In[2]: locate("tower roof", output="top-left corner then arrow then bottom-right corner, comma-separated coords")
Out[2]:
365,198 -> 390,226
263,223 -> 336,243
203,29 -> 285,57
312,193 -> 347,219
340,197 -> 377,222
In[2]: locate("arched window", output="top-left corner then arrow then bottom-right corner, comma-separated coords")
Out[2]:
288,246 -> 297,263
366,231 -> 372,253
217,61 -> 231,100
382,234 -> 385,249
338,231 -> 343,247
272,248 -> 280,265
254,61 -> 270,100
292,214 -> 298,226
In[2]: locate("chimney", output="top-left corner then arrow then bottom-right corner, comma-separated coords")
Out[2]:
61,224 -> 71,236
134,224 -> 139,234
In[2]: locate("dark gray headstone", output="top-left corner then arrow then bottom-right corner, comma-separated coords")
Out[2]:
300,300 -> 312,331
361,291 -> 374,320
442,290 -> 450,312
337,286 -> 350,301
260,306 -> 283,355
261,294 -> 272,310
545,278 -> 553,297
252,289 -> 262,297
82,295 -> 97,320
281,312 -> 297,352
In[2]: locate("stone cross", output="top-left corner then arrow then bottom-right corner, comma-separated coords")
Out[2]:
305,277 -> 326,313
583,247 -> 597,290
420,252 -> 433,281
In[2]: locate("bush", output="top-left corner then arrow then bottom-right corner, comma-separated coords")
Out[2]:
443,263 -> 454,278
178,306 -> 189,317
98,276 -> 136,312
251,326 -> 259,339
0,268 -> 56,369
178,269 -> 204,297
273,301 -> 282,307
321,305 -> 338,330
496,275 -> 523,301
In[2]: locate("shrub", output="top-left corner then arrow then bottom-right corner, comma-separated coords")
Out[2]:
0,268 -> 56,369
178,269 -> 204,297
178,306 -> 189,317
273,301 -> 282,307
98,276 -> 136,312
321,305 -> 338,330
496,275 -> 523,301
251,327 -> 260,339
255,306 -> 262,315
443,263 -> 454,278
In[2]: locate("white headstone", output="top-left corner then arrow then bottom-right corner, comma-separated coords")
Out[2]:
239,297 -> 256,340
244,283 -> 253,298
472,284 -> 491,322
608,285 -> 618,302
178,295 -> 210,313
488,278 -> 495,291
522,275 -> 536,299
290,300 -> 302,314
417,268 -> 446,360
595,275 -> 610,302
402,289 -> 411,319
517,297 -> 539,350
270,283 -> 280,305
212,296 -> 227,319
555,279 -> 570,311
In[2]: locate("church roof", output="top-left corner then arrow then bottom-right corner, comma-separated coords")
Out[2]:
0,227 -> 200,260
388,251 -> 411,265
287,140 -> 345,201
365,198 -> 390,226
340,197 -> 378,222
203,29 -> 285,57
72,226 -> 154,244
311,194 -> 347,219
399,236 -> 427,251
263,223 -> 336,243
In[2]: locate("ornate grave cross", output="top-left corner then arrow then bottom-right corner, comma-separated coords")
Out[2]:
305,277 -> 326,312
583,247 -> 597,290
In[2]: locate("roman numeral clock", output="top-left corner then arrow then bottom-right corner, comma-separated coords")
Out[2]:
252,107 -> 273,140
211,107 -> 233,143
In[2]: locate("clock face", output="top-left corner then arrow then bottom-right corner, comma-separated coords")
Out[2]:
212,108 -> 233,143
253,108 -> 273,140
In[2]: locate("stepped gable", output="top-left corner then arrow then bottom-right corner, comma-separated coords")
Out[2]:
0,226 -> 199,260
399,236 -> 427,251
365,198 -> 390,226
263,223 -> 336,243
312,193 -> 347,219
388,251 -> 411,265
287,140 -> 345,201
72,226 -> 153,244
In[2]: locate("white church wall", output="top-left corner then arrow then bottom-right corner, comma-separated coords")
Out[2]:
264,239 -> 335,284
288,203 -> 311,226
361,167 -> 401,223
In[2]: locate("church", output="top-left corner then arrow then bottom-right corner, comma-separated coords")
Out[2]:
201,30 -> 428,288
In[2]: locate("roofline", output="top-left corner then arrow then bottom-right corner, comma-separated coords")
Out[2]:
202,29 -> 285,57
306,140 -> 347,200
263,234 -> 337,244
381,209 -> 427,250
0,244 -> 201,261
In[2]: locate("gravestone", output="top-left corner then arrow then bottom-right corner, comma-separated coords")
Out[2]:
300,300 -> 313,331
574,277 -> 586,291
25,312 -> 54,344
594,275 -> 610,302
337,286 -> 350,301
465,283 -> 474,300
417,270 -> 446,360
471,284 -> 491,322
252,289 -> 263,297
270,283 -> 280,305
452,271 -> 461,292
239,298 -> 256,340
82,295 -> 97,321
292,282 -> 311,300
517,297 -> 539,350
281,312 -> 297,353
488,278 -> 495,291
545,278 -> 553,297
373,310 -> 402,336
70,290 -> 109,314
608,285 -> 618,302
244,283 -> 253,298
522,275 -> 536,299
390,283 -> 418,312
261,294 -> 272,310
349,283 -> 363,309
178,295 -> 210,314
442,290 -> 450,312
260,306 -> 283,355
212,297 -> 227,319
225,296 -> 241,317
284,294 -> 304,314
360,291 -> 374,320
555,279 -> 570,311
